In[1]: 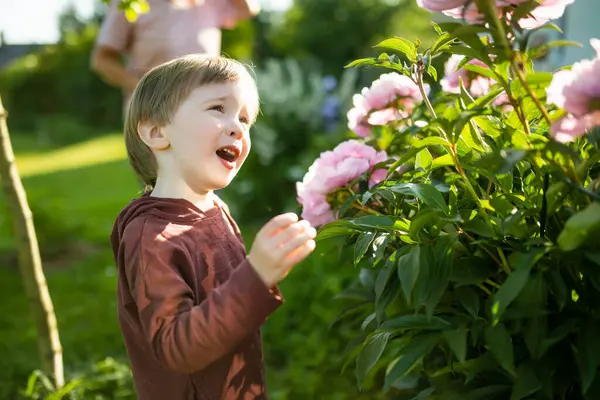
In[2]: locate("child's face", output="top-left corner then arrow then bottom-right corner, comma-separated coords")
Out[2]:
159,80 -> 255,192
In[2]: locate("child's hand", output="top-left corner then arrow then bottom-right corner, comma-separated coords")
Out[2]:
248,213 -> 316,288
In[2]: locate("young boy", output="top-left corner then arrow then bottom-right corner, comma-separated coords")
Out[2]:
109,54 -> 317,400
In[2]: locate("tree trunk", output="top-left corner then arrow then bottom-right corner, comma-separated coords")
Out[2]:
0,95 -> 64,388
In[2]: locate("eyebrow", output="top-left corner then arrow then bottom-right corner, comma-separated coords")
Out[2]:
205,96 -> 229,103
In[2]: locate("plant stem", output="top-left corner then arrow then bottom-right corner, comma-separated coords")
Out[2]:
510,58 -> 553,126
352,203 -> 382,216
415,63 -> 493,227
485,279 -> 501,289
497,248 -> 511,275
416,66 -> 437,120
460,229 -> 503,267
477,283 -> 492,296
485,1 -> 534,134
560,177 -> 600,202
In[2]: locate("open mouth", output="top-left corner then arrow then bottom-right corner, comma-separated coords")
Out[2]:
216,145 -> 241,163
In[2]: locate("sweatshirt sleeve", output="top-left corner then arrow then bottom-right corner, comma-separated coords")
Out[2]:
124,219 -> 283,374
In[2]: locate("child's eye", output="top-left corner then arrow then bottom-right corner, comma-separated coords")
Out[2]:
209,105 -> 224,112
239,117 -> 249,125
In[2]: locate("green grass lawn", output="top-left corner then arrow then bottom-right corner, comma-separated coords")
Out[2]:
0,133 -> 375,399
0,133 -> 139,399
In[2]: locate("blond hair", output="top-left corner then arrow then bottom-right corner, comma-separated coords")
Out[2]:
124,54 -> 259,192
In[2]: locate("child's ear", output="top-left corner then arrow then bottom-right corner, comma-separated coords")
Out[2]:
138,120 -> 170,150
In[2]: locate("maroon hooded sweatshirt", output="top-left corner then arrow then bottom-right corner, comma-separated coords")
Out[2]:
109,194 -> 284,400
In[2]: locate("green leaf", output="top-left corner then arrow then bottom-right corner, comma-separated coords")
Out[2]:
341,334 -> 369,374
557,202 -> 600,251
485,323 -> 515,376
542,22 -> 563,33
524,317 -> 546,359
423,235 -> 455,317
431,32 -> 456,55
397,245 -> 421,303
577,332 -> 598,394
338,193 -> 361,218
374,37 -> 417,62
459,385 -> 511,400
529,40 -> 583,60
525,71 -> 554,85
455,286 -> 480,318
511,362 -> 541,400
459,122 -> 489,154
463,215 -> 495,237
356,332 -> 391,387
415,149 -> 433,170
382,314 -> 453,331
411,136 -> 451,149
432,154 -> 454,170
359,268 -> 376,291
410,388 -> 436,400
354,231 -> 375,264
471,88 -> 506,109
511,0 -> 542,23
371,233 -> 391,267
345,57 -> 378,68
548,270 -> 567,311
473,116 -> 501,139
451,258 -> 495,286
427,64 -> 438,81
444,45 -> 486,62
409,209 -> 439,242
431,20 -> 443,35
575,322 -> 600,393
330,302 -> 372,330
390,183 -> 449,214
443,325 -> 467,363
386,147 -> 420,178
491,248 -> 546,324
384,334 -> 440,390
476,149 -> 527,175
376,255 -> 397,300
316,220 -> 357,241
462,63 -> 498,81
351,215 -> 396,229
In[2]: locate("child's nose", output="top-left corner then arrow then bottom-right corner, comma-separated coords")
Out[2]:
227,122 -> 244,138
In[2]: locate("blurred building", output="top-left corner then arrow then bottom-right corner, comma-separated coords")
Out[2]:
533,0 -> 600,70
0,32 -> 45,70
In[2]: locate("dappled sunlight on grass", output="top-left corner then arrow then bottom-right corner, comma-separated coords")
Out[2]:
0,133 -> 138,251
15,134 -> 127,178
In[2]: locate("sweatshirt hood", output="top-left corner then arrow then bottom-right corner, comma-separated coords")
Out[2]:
110,193 -> 221,245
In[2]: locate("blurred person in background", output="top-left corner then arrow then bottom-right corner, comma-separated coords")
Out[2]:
91,0 -> 260,110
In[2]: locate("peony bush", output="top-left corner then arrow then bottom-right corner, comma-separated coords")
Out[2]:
297,0 -> 600,398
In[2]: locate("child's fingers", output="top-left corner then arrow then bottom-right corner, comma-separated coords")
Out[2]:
283,240 -> 316,268
261,213 -> 299,237
275,220 -> 314,246
278,228 -> 316,256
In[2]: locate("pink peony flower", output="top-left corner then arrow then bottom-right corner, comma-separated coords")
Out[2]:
550,112 -> 600,142
361,73 -> 425,111
421,0 -> 574,30
416,0 -> 469,12
296,140 -> 388,226
442,3 -> 499,23
508,0 -> 575,29
346,72 -> 427,137
347,105 -> 371,138
546,39 -> 600,142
